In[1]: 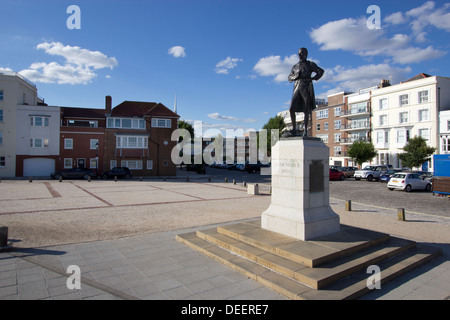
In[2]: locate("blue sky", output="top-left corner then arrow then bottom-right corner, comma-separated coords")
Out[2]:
1,0 -> 449,136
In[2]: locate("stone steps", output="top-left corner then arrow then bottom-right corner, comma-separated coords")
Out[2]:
176,219 -> 442,300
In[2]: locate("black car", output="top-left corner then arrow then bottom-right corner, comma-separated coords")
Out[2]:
186,164 -> 206,174
51,168 -> 97,180
102,167 -> 132,179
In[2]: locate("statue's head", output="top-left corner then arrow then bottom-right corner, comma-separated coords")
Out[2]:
298,48 -> 308,61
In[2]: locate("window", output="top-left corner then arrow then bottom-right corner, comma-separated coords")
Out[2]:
68,120 -> 98,127
64,138 -> 73,149
316,123 -> 321,131
151,118 -> 172,128
396,129 -> 411,144
90,139 -> 99,150
316,109 -> 328,120
30,116 -> 50,127
376,131 -> 389,145
448,120 -> 450,131
334,120 -> 341,130
90,158 -> 98,169
0,156 -> 5,167
30,138 -> 48,148
379,98 -> 388,110
334,146 -> 342,156
399,112 -> 409,124
418,109 -> 429,122
334,133 -> 341,143
379,115 -> 388,126
324,122 -> 329,131
419,128 -> 429,141
419,91 -> 429,104
335,107 -> 341,117
0,131 -> 2,145
147,160 -> 153,170
116,136 -> 148,149
121,160 -> 143,170
399,94 -> 409,106
107,118 -> 145,129
110,160 -> 117,170
64,158 -> 73,169
0,109 -> 3,122
0,90 -> 4,101
442,137 -> 450,152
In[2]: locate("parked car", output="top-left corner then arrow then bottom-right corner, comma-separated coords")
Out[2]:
329,169 -> 345,181
387,172 -> 432,192
379,169 -> 403,183
338,166 -> 358,178
102,167 -> 132,179
51,168 -> 97,180
244,162 -> 270,174
236,163 -> 246,171
354,165 -> 390,182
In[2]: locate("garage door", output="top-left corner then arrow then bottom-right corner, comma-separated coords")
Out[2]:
23,158 -> 55,177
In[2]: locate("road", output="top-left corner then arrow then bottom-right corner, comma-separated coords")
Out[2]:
196,167 -> 450,219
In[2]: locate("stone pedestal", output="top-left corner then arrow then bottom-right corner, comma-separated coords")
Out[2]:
261,138 -> 340,241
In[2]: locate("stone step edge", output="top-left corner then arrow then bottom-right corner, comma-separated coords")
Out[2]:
216,223 -> 391,268
196,227 -> 416,289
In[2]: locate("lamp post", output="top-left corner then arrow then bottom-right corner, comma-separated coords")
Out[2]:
95,142 -> 99,174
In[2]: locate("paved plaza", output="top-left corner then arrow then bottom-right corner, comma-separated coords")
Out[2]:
0,172 -> 449,300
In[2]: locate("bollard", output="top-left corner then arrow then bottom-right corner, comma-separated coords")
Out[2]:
88,176 -> 91,182
29,176 -> 33,183
233,179 -> 236,185
398,208 -> 406,221
345,200 -> 352,211
225,177 -> 228,183
163,177 -> 166,181
243,181 -> 246,187
248,184 -> 259,195
59,176 -> 62,182
0,226 -> 8,247
208,177 -> 211,182
140,176 -> 143,181
114,176 -> 117,182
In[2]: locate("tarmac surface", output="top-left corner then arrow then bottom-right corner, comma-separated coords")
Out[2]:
0,169 -> 449,301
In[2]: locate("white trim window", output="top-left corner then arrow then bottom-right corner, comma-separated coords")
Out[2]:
418,109 -> 429,122
90,139 -> 99,150
30,138 -> 49,148
334,107 -> 341,117
64,138 -> 73,149
116,136 -> 148,149
419,128 -> 430,141
442,137 -> 450,153
316,109 -> 328,120
151,118 -> 172,128
418,90 -> 429,104
379,98 -> 388,110
30,116 -> 50,127
90,158 -> 98,169
110,160 -> 117,170
107,118 -> 145,129
379,114 -> 388,126
147,160 -> 153,170
64,158 -> 73,169
399,94 -> 409,106
334,133 -> 341,143
399,112 -> 409,124
121,160 -> 143,170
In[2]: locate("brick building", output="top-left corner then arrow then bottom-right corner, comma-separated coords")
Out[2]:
104,97 -> 180,177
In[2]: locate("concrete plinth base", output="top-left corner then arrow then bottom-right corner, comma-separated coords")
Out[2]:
261,138 -> 340,240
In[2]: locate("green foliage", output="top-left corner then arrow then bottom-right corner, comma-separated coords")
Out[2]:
178,120 -> 195,139
260,116 -> 286,154
398,136 -> 436,169
347,141 -> 378,167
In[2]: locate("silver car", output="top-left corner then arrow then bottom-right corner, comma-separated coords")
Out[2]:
387,172 -> 432,192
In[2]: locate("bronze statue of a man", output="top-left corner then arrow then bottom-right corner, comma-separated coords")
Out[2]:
288,48 -> 324,137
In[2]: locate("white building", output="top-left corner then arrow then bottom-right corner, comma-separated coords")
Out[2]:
439,110 -> 450,154
371,74 -> 450,171
0,71 -> 59,177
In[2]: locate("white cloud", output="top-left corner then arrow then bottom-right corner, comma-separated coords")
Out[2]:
309,16 -> 446,64
18,42 -> 118,85
215,57 -> 243,74
168,46 -> 186,58
208,112 -> 257,123
253,54 -> 298,82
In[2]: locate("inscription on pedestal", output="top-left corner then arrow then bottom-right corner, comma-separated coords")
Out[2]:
309,160 -> 324,193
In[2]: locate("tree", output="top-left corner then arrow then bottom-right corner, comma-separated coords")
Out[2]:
177,120 -> 194,138
347,141 -> 378,168
398,136 -> 436,169
260,115 -> 286,155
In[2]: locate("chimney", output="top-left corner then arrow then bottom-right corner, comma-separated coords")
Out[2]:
105,95 -> 112,116
379,79 -> 391,88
